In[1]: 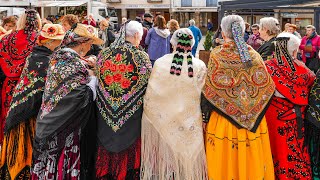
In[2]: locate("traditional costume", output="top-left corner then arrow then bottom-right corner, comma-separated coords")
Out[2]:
95,22 -> 152,179
257,37 -> 276,61
201,20 -> 276,180
140,28 -> 207,180
0,24 -> 65,180
265,36 -> 315,179
31,23 -> 103,180
306,70 -> 320,180
0,10 -> 39,148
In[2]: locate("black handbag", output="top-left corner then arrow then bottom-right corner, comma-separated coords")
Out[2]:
307,51 -> 320,73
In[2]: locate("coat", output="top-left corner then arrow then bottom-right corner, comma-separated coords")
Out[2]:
145,27 -> 171,61
299,35 -> 320,63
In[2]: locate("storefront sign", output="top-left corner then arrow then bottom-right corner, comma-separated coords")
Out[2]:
282,13 -> 298,18
124,4 -> 170,9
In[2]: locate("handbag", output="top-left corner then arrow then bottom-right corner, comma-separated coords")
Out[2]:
307,51 -> 320,73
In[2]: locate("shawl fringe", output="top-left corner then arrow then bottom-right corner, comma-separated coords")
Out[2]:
304,120 -> 320,164
141,119 -> 207,180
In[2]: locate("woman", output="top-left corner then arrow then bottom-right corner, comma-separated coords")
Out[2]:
168,19 -> 180,35
201,15 -> 275,180
98,19 -> 115,48
306,70 -> 320,180
32,23 -> 103,179
0,24 -> 65,179
288,24 -> 302,39
0,9 -> 41,148
299,25 -> 320,70
168,19 -> 180,53
141,28 -> 207,180
212,26 -> 224,48
1,16 -> 17,32
264,32 -> 315,179
95,21 -> 152,179
61,14 -> 79,31
145,15 -> 171,66
257,17 -> 281,60
247,24 -> 264,51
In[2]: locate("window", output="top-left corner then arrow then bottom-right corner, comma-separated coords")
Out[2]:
181,0 -> 192,7
206,0 -> 218,7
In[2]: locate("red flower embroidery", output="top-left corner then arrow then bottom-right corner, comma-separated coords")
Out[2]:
132,76 -> 138,81
103,60 -> 112,70
104,75 -> 113,85
118,64 -> 127,72
47,26 -> 57,36
121,78 -> 131,89
110,64 -> 117,72
113,73 -> 122,82
115,53 -> 122,62
127,64 -> 134,72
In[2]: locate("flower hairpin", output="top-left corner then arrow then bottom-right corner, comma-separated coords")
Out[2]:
47,26 -> 58,37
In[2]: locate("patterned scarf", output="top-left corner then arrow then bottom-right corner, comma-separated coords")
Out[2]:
232,22 -> 252,67
305,31 -> 317,58
40,48 -> 89,119
24,9 -> 39,39
5,46 -> 52,132
95,24 -> 152,132
170,31 -> 194,77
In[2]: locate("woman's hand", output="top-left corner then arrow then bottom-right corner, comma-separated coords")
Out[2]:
88,69 -> 95,76
85,55 -> 97,68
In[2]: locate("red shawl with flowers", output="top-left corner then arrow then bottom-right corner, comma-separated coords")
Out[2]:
0,30 -> 37,143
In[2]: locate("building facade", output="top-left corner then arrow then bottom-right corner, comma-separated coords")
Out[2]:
105,0 -> 171,23
171,0 -> 218,30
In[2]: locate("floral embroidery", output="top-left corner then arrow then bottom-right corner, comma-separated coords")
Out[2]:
7,57 -> 46,115
40,49 -> 89,118
96,43 -> 151,132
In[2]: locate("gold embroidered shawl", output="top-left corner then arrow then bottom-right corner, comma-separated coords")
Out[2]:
203,42 -> 275,131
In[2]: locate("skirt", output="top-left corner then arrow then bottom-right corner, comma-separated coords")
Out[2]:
0,117 -> 35,180
95,138 -> 141,180
265,98 -> 312,179
205,111 -> 274,180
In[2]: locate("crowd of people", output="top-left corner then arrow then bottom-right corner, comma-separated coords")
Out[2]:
0,8 -> 319,180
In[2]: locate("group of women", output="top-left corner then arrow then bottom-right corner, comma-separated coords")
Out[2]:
0,9 -> 319,180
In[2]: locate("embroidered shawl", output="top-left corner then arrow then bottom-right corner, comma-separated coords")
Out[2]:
95,42 -> 152,152
0,30 -> 38,77
96,42 -> 151,131
5,46 -> 52,132
307,70 -> 320,129
203,42 -> 275,132
265,37 -> 316,106
40,48 -> 89,119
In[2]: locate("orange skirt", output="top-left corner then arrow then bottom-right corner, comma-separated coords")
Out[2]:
205,111 -> 275,180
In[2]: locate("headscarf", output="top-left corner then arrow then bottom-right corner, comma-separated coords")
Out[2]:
60,24 -> 91,48
24,9 -> 40,39
232,21 -> 252,66
169,28 -> 195,77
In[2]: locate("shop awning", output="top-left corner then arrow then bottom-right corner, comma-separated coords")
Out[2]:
34,1 -> 87,7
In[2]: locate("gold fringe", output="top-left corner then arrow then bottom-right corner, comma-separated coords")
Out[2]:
0,117 -> 36,179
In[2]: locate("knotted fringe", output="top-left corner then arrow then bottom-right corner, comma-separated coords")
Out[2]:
0,117 -> 35,179
141,118 -> 207,180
